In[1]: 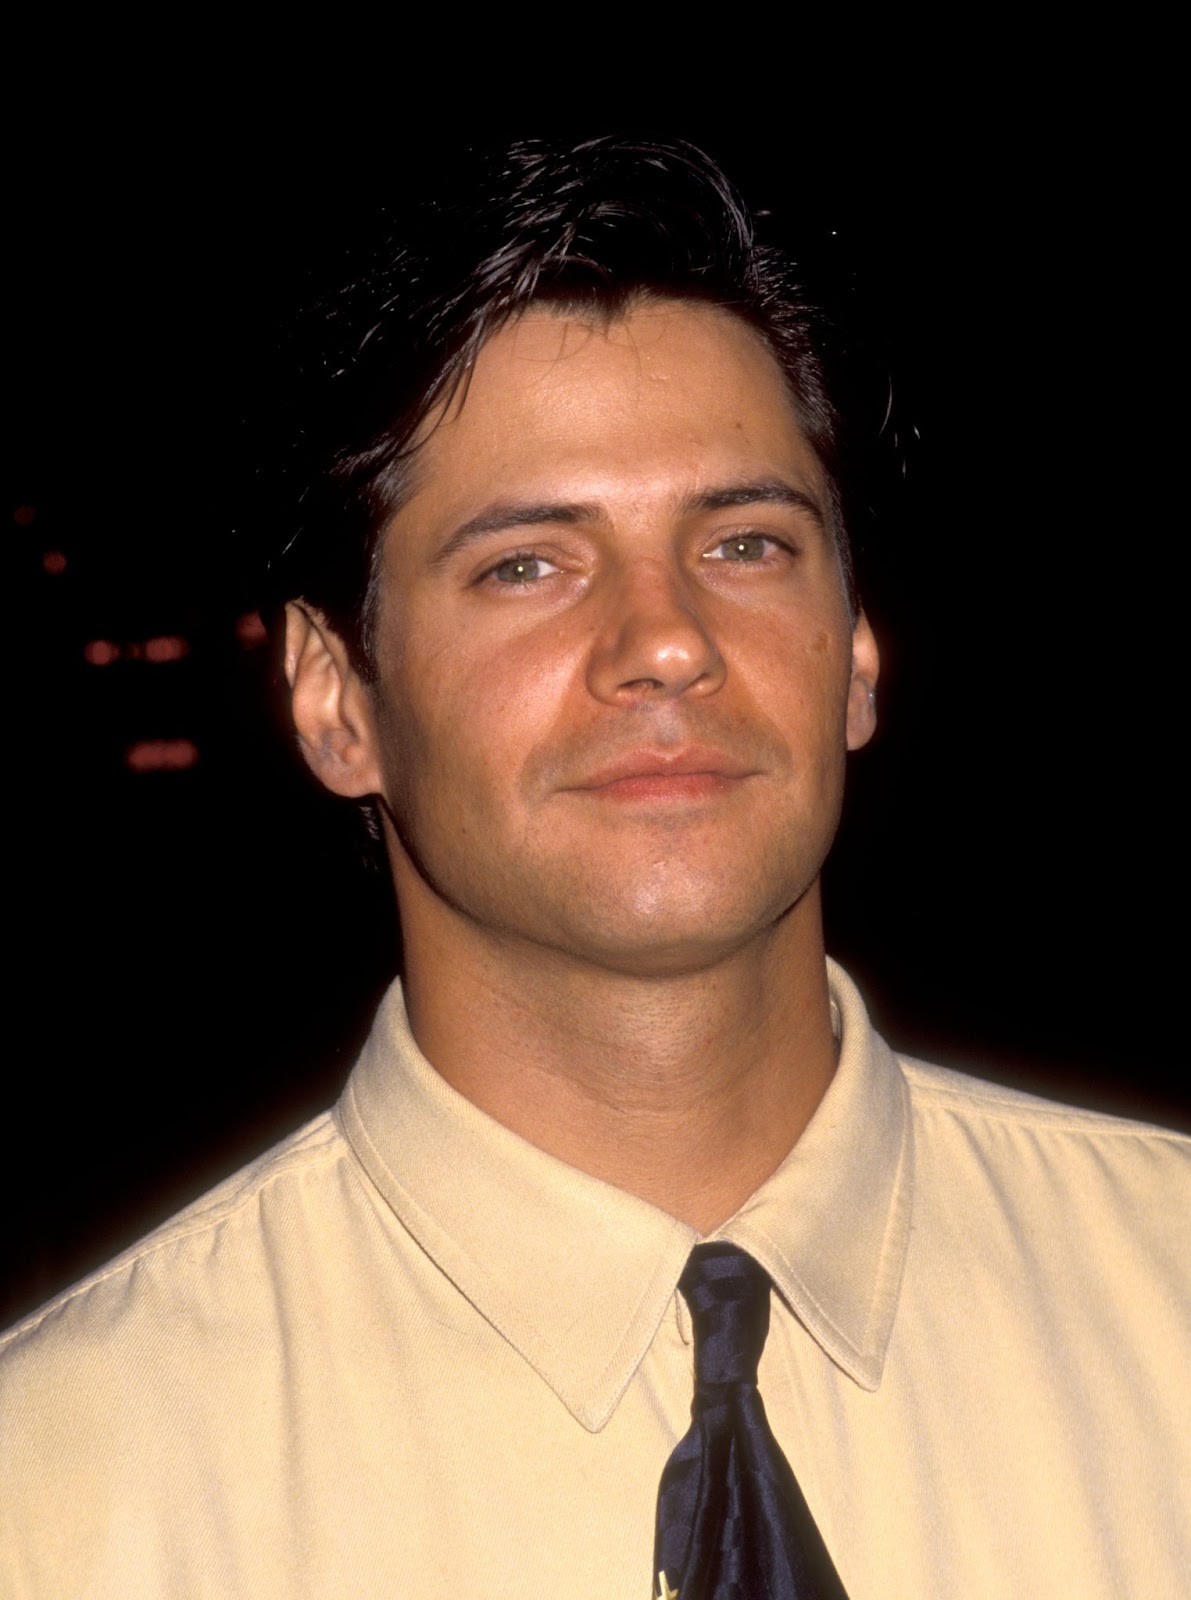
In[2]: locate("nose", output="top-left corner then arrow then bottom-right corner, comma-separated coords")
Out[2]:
585,559 -> 726,704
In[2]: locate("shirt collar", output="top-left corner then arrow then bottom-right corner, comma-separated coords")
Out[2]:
337,959 -> 911,1431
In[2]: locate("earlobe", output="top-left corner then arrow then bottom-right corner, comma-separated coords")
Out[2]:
284,602 -> 383,798
845,611 -> 880,752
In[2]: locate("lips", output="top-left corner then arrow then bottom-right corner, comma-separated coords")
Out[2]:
569,746 -> 758,798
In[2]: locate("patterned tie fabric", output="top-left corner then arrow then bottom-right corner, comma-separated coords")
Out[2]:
652,1242 -> 850,1600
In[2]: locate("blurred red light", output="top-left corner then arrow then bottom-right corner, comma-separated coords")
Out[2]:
144,635 -> 189,663
14,505 -> 37,527
125,739 -> 199,772
235,610 -> 268,648
84,640 -> 121,666
42,550 -> 67,575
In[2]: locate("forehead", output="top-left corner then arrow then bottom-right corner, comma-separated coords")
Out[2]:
402,300 -> 826,518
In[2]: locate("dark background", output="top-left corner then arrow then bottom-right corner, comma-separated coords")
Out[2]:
6,84 -> 1185,1326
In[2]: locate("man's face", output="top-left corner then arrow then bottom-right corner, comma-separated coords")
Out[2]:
364,301 -> 877,977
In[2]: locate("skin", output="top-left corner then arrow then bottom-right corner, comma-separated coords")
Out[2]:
286,300 -> 879,1231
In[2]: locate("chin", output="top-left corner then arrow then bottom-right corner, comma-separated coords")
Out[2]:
541,877 -> 817,981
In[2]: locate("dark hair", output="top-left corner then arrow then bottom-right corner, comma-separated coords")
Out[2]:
269,136 -> 858,677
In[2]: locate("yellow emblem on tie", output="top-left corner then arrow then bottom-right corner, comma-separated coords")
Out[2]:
656,1573 -> 679,1600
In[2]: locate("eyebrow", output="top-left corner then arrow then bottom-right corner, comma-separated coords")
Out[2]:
430,502 -> 597,567
429,477 -> 826,567
683,478 -> 827,527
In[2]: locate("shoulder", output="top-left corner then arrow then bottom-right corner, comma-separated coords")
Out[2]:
0,1110 -> 348,1391
898,1048 -> 1190,1156
0,1110 -> 379,1590
893,1052 -> 1189,1280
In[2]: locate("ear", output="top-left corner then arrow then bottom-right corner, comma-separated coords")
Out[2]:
845,610 -> 880,752
284,602 -> 383,798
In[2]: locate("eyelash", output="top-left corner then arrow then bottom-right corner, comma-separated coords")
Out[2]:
703,533 -> 796,563
479,550 -> 561,587
476,531 -> 796,589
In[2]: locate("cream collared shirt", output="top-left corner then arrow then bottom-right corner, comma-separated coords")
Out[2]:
3,964 -> 1188,1598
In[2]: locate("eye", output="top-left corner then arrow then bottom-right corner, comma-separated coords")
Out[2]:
704,533 -> 788,563
484,552 -> 562,586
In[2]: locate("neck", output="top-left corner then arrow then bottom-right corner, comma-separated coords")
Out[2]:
394,885 -> 837,1234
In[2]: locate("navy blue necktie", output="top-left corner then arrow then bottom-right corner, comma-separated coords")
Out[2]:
652,1242 -> 849,1600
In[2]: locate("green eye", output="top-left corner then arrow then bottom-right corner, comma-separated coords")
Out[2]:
490,554 -> 556,584
711,535 -> 771,562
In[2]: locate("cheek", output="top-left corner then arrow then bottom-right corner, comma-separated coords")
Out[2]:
384,630 -> 581,816
472,639 -> 578,734
744,616 -> 851,721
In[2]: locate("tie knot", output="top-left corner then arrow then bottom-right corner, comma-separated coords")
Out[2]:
679,1242 -> 771,1391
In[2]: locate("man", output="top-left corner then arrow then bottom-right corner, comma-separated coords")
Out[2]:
2,137 -> 1187,1598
